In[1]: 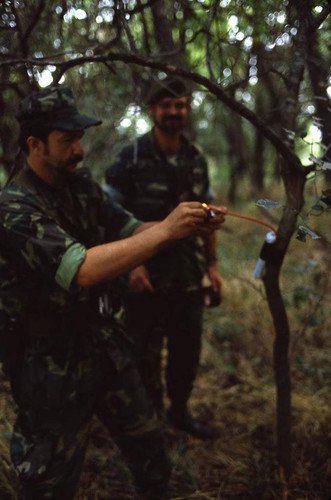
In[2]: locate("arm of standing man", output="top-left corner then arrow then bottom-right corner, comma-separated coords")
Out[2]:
75,202 -> 224,288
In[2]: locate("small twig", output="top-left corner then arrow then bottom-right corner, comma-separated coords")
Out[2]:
205,0 -> 218,83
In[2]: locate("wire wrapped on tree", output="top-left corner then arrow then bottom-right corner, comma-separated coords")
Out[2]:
202,203 -> 278,280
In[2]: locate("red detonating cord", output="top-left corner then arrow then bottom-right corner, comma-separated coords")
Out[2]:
206,203 -> 277,234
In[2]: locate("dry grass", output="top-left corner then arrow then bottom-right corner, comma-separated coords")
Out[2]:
0,194 -> 330,499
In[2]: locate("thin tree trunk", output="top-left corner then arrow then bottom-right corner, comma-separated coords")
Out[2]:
262,0 -> 311,481
263,165 -> 305,482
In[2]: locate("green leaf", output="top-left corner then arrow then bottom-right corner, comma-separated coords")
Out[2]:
297,226 -> 320,240
256,199 -> 282,209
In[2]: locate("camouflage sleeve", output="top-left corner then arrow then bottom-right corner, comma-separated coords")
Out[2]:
0,197 -> 86,292
99,198 -> 143,241
105,146 -> 134,207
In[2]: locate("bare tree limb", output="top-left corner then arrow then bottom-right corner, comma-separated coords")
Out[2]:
0,52 -> 303,172
205,0 -> 218,83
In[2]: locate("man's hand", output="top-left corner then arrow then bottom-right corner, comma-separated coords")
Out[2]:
129,265 -> 154,292
208,261 -> 223,293
160,202 -> 225,240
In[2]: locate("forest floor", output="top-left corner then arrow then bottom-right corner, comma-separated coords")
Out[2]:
0,192 -> 330,500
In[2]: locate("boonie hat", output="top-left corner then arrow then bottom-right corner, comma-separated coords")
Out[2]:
145,76 -> 192,105
16,86 -> 102,131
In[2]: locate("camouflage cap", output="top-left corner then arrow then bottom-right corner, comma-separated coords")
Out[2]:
145,76 -> 192,105
16,86 -> 102,132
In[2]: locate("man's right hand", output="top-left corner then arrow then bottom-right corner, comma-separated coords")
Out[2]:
161,202 -> 225,240
129,265 -> 154,292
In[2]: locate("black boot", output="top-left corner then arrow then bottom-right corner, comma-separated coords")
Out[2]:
167,408 -> 215,440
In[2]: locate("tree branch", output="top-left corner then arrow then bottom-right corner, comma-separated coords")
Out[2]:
205,0 -> 218,83
0,52 -> 303,171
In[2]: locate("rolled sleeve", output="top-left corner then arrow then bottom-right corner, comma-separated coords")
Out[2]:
55,242 -> 87,291
119,218 -> 143,239
0,197 -> 82,287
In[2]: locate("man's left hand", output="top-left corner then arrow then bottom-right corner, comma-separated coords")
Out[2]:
208,261 -> 223,293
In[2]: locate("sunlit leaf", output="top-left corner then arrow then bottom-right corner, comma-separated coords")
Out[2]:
308,154 -> 322,165
256,199 -> 283,209
297,226 -> 321,240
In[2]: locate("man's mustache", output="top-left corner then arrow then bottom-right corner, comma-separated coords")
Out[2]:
67,154 -> 84,165
162,115 -> 182,121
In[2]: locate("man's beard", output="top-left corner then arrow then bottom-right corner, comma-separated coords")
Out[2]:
42,147 -> 83,184
154,116 -> 185,135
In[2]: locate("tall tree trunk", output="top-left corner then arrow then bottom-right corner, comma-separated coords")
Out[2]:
263,0 -> 311,482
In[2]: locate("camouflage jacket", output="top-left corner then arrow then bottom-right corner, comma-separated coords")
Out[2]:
106,130 -> 213,292
0,165 -> 142,322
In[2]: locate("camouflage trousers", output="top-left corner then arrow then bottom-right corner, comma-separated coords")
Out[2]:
8,314 -> 171,500
125,289 -> 204,416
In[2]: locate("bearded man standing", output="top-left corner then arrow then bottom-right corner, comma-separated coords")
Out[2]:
106,77 -> 223,440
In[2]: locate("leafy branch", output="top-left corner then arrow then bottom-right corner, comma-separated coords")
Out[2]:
255,197 -> 330,244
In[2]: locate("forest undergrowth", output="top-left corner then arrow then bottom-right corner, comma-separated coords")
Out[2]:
0,191 -> 330,500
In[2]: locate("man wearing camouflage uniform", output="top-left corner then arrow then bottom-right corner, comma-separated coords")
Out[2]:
106,77 -> 223,440
0,86 -> 224,499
